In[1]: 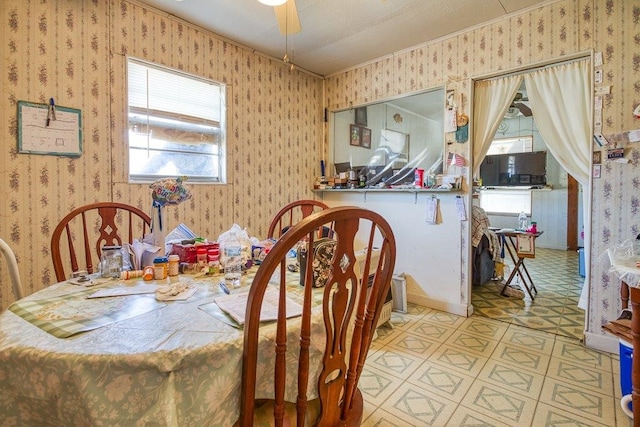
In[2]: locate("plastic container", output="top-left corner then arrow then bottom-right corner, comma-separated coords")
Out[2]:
414,168 -> 424,188
153,256 -> 168,280
167,254 -> 180,277
196,247 -> 208,269
100,246 -> 123,278
517,211 -> 528,231
620,339 -> 633,397
207,248 -> 220,275
223,232 -> 242,288
578,248 -> 585,277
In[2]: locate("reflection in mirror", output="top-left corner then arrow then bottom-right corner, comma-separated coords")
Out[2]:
331,87 -> 445,188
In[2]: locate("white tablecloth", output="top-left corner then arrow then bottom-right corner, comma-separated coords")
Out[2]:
0,271 -> 324,426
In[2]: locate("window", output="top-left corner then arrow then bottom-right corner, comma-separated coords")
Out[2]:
479,188 -> 532,215
127,58 -> 226,183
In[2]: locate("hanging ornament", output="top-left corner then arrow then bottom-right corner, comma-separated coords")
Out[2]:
455,113 -> 469,143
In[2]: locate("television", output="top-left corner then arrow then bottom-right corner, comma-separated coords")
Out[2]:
479,151 -> 547,187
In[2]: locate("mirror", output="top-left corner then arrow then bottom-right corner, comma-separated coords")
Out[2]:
330,87 -> 445,187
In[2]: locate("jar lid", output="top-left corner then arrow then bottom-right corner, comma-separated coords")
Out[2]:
153,256 -> 169,263
196,247 -> 207,253
168,255 -> 180,261
103,245 -> 122,250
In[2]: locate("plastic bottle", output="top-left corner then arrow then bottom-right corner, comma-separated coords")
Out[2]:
196,246 -> 208,269
223,232 -> 242,288
518,211 -> 528,231
207,248 -> 220,275
153,256 -> 168,280
167,254 -> 180,276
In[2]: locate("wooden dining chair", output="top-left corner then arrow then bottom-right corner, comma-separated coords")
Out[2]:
0,238 -> 24,300
267,199 -> 329,239
50,202 -> 151,282
239,206 -> 396,426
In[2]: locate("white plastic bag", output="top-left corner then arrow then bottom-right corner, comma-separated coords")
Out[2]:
218,224 -> 252,266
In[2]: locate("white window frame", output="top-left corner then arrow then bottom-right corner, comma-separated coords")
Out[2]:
127,57 -> 227,183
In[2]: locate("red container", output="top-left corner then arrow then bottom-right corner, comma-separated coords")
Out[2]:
414,168 -> 425,188
171,243 -> 218,263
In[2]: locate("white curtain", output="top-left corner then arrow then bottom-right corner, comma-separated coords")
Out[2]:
524,60 -> 591,187
524,59 -> 592,309
472,75 -> 523,177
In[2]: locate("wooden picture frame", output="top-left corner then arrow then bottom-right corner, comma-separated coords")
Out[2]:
516,234 -> 536,258
355,107 -> 367,126
350,124 -> 361,146
360,127 -> 371,148
593,150 -> 602,164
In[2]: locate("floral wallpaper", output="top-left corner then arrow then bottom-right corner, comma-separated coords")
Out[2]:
0,0 -> 323,309
2,0 -> 640,346
325,0 -> 640,342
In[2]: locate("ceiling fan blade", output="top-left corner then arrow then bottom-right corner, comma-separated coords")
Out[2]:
514,102 -> 532,117
275,0 -> 301,35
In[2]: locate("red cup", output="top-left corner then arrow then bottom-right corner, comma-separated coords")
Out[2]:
414,169 -> 425,188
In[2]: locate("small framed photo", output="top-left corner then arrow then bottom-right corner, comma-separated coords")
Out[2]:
593,163 -> 602,178
350,124 -> 361,146
360,127 -> 371,148
593,150 -> 602,164
516,234 -> 536,258
355,107 -> 367,126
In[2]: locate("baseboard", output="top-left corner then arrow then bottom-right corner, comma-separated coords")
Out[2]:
584,330 -> 618,354
407,292 -> 470,317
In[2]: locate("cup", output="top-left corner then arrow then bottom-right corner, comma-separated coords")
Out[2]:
621,394 -> 633,419
414,168 -> 425,188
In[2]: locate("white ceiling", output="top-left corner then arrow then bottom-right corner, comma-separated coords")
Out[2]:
139,0 -> 554,76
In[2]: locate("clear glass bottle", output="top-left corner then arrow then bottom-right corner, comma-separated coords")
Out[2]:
518,211 -> 528,231
223,232 -> 242,288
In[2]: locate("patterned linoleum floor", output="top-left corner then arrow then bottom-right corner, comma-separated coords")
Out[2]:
361,305 -> 630,426
471,247 -> 585,341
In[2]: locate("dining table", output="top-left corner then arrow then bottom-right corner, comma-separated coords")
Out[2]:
0,265 -> 325,426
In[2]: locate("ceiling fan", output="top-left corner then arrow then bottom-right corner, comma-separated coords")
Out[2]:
505,91 -> 532,118
258,0 -> 301,35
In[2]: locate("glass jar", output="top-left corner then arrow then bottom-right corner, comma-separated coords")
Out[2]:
100,245 -> 123,278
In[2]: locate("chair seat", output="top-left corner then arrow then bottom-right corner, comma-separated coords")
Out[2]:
243,390 -> 363,427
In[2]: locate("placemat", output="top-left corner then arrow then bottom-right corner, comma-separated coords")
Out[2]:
9,289 -> 166,338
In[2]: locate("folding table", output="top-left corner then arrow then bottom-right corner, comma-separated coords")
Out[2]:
494,229 -> 544,300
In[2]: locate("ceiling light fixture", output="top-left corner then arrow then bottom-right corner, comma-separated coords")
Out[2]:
258,0 -> 288,6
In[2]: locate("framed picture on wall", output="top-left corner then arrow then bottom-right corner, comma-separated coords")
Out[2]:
350,124 -> 361,146
355,107 -> 367,126
361,127 -> 371,148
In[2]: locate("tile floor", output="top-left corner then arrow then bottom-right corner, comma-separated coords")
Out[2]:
471,247 -> 585,341
360,249 -> 631,426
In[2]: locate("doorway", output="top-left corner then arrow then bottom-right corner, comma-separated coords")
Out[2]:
470,60 -> 592,340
